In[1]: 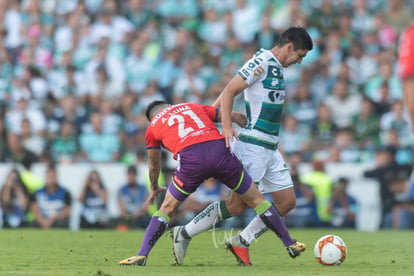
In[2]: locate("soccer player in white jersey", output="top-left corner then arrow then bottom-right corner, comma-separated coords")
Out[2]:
171,27 -> 313,266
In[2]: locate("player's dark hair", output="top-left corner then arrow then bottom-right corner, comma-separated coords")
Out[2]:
276,26 -> 313,51
145,100 -> 168,121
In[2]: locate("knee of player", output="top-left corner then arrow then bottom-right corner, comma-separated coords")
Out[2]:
226,200 -> 247,216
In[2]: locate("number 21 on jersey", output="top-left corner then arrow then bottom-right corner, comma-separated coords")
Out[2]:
168,110 -> 206,138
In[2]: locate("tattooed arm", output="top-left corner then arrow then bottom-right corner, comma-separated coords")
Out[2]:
146,148 -> 166,207
147,148 -> 161,191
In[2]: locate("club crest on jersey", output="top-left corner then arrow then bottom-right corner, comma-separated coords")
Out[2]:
254,66 -> 264,76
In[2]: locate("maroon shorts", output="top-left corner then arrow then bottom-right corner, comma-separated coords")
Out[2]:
168,139 -> 252,201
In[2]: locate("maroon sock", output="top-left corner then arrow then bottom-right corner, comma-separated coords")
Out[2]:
259,204 -> 295,247
137,216 -> 168,256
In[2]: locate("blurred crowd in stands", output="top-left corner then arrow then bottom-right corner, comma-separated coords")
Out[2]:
1,0 -> 414,230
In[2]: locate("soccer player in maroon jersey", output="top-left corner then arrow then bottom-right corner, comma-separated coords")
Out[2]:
118,101 -> 305,266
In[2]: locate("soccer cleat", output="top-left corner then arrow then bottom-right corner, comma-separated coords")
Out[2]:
225,235 -> 252,266
286,240 -> 306,258
118,255 -> 147,266
170,226 -> 191,265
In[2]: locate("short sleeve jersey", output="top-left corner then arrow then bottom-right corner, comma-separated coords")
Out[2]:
399,23 -> 414,79
145,103 -> 223,158
237,48 -> 285,150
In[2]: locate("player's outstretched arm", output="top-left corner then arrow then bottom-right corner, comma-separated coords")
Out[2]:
220,74 -> 248,147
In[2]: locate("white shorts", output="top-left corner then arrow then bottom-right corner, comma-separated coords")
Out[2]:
231,140 -> 293,194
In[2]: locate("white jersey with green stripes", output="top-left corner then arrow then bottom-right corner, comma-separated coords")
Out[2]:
237,48 -> 285,150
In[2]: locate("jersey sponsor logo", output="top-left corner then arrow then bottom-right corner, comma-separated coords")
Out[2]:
193,203 -> 216,224
240,57 -> 263,77
268,91 -> 284,102
254,66 -> 264,76
254,227 -> 268,239
148,220 -> 167,245
241,68 -> 250,77
262,65 -> 284,90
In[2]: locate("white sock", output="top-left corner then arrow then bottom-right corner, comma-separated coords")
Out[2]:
239,215 -> 268,245
184,201 -> 223,238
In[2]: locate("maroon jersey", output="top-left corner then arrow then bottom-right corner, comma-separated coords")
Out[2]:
145,103 -> 223,158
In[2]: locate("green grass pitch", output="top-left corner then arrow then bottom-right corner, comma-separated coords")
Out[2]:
0,228 -> 413,276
